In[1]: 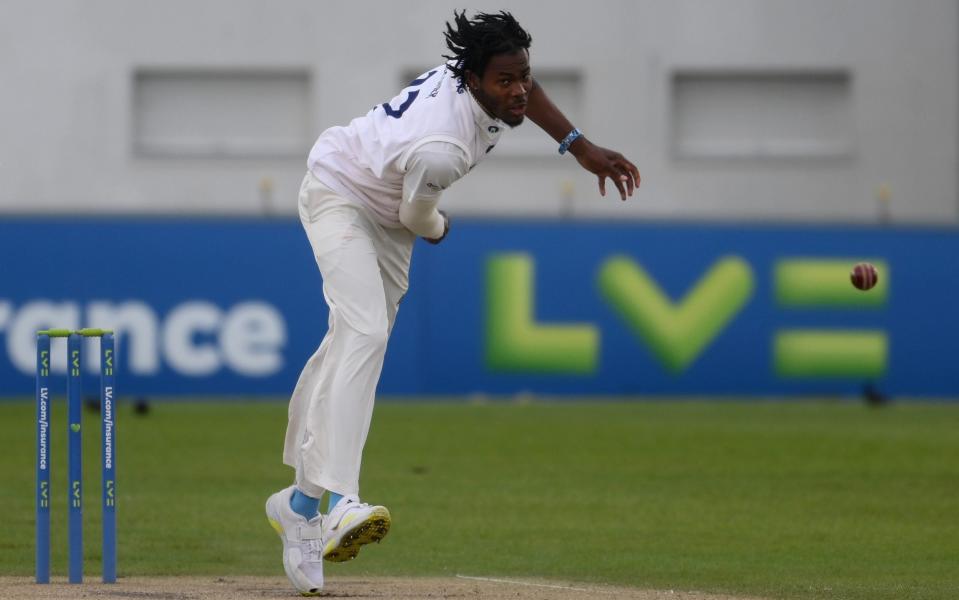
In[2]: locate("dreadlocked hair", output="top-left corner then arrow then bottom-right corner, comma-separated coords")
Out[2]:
443,10 -> 532,85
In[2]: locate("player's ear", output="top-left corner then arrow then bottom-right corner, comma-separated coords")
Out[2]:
465,70 -> 480,92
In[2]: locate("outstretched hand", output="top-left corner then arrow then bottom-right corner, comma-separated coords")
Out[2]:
571,139 -> 641,201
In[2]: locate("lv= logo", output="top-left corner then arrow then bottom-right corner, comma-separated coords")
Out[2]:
485,254 -> 888,377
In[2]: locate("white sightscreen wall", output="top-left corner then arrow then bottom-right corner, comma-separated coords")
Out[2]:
671,71 -> 853,160
0,0 -> 954,222
133,70 -> 311,158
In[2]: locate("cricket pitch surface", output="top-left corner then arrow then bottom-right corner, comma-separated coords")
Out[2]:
0,576 -> 764,599
0,576 -> 757,600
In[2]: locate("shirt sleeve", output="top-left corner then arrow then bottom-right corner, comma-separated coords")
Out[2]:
399,141 -> 470,239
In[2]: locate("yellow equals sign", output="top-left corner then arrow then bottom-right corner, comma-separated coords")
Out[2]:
774,259 -> 889,378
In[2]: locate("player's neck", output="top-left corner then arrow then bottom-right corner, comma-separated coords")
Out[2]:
467,86 -> 498,121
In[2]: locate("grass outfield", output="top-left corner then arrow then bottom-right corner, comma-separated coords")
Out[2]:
1,399 -> 956,599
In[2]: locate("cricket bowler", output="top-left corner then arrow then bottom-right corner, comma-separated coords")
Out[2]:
266,10 -> 640,594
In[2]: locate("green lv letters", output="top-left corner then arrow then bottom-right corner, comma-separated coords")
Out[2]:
598,256 -> 754,373
485,254 -> 754,374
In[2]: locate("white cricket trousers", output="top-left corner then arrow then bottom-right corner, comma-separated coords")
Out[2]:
283,170 -> 414,497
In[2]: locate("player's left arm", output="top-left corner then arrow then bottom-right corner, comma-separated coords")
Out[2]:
525,78 -> 641,201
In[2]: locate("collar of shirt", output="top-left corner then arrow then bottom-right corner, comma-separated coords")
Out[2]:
465,86 -> 504,144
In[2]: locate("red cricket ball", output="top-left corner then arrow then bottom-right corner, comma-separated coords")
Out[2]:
850,262 -> 879,291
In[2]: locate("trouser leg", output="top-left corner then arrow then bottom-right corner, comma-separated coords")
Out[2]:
283,175 -> 412,496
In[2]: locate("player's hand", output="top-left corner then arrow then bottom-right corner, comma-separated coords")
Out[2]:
570,138 -> 641,201
424,210 -> 449,245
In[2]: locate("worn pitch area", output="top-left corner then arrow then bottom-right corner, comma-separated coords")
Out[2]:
0,576 -> 766,600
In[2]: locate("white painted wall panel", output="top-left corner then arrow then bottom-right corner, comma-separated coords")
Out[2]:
0,0 -> 954,223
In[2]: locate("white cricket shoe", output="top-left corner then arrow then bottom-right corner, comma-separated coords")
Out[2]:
265,486 -> 324,595
322,495 -> 391,562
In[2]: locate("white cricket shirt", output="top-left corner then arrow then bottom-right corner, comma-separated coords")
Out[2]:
307,63 -> 505,231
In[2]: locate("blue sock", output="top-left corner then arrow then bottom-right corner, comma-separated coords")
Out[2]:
327,491 -> 343,513
290,488 -> 320,520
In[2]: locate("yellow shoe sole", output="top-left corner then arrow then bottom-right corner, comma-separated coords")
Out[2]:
323,507 -> 391,562
268,517 -> 283,537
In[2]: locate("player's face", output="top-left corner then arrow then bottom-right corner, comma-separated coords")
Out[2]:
468,50 -> 532,128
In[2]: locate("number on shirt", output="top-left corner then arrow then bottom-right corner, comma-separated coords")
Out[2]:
381,70 -> 437,119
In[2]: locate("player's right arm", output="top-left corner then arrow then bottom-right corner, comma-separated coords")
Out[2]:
400,141 -> 469,244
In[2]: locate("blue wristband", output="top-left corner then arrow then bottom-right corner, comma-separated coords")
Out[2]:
558,128 -> 582,155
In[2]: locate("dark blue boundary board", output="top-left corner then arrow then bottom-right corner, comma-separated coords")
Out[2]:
0,217 -> 955,398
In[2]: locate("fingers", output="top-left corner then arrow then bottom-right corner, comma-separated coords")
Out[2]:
599,172 -> 630,200
592,148 -> 641,200
613,174 -> 628,201
613,159 -> 638,197
621,168 -> 634,197
623,158 -> 641,189
616,160 -> 640,199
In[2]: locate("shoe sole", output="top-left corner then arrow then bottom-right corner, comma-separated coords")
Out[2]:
323,507 -> 391,562
266,499 -> 323,597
